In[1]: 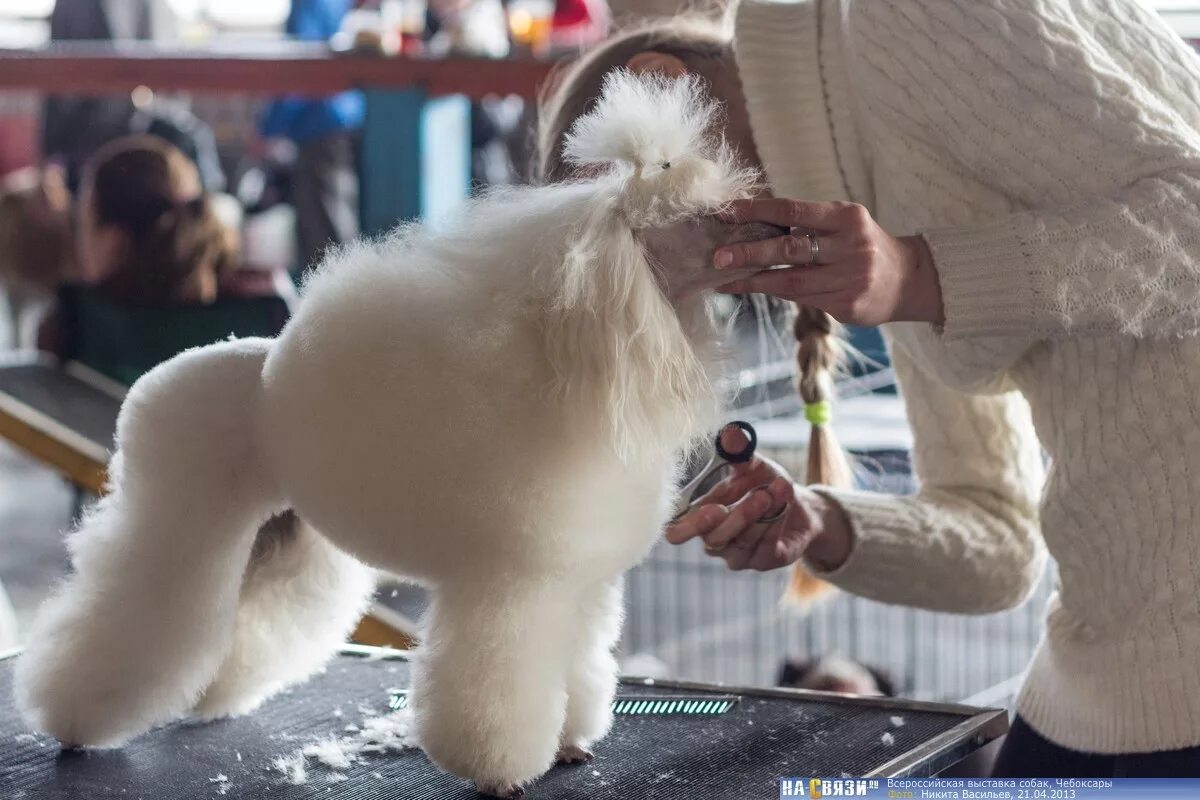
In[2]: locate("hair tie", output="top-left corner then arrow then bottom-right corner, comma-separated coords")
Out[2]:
804,400 -> 832,426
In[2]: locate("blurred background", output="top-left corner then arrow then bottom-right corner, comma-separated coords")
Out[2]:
1,0 -> 1197,712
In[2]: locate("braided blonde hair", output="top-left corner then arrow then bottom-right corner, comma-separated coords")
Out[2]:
789,305 -> 854,600
535,19 -> 853,603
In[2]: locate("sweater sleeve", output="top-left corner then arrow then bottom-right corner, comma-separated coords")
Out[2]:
850,0 -> 1200,340
806,335 -> 1047,613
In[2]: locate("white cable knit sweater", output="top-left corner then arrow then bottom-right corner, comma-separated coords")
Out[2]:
734,0 -> 1200,754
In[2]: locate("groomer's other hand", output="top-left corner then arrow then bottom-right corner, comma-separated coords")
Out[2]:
712,198 -> 945,327
664,427 -> 853,572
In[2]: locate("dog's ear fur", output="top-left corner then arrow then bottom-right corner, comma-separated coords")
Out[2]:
543,200 -> 717,461
542,71 -> 758,461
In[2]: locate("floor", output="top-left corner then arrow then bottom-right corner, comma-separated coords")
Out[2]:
0,442 -> 72,639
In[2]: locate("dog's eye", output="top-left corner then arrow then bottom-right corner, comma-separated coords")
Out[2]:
659,161 -> 671,170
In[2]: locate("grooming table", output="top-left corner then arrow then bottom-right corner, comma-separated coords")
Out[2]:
0,647 -> 1007,799
0,356 -> 120,494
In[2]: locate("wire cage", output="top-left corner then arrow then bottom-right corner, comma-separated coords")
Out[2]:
621,537 -> 1054,703
616,309 -> 1054,704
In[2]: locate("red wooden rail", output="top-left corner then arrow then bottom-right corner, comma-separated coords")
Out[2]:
0,41 -> 558,100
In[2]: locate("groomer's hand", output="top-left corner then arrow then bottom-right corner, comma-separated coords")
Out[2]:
712,198 -> 945,327
665,427 -> 854,572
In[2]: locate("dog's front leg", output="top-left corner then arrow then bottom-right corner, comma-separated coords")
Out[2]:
412,578 -> 579,798
556,576 -> 623,765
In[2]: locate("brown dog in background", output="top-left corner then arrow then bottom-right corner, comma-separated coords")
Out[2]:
0,166 -> 75,349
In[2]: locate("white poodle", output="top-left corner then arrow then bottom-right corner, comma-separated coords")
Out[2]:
14,72 -> 777,797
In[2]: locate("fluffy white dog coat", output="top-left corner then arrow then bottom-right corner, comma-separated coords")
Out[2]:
15,72 -> 772,796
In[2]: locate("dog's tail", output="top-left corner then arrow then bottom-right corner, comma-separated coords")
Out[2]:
15,338 -> 287,747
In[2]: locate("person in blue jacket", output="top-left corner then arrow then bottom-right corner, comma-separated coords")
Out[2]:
261,0 -> 365,275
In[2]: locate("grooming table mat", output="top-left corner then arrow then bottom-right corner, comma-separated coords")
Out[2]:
0,648 -> 1005,798
0,360 -> 120,453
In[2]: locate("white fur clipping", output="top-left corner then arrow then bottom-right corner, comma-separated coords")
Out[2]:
562,70 -> 757,226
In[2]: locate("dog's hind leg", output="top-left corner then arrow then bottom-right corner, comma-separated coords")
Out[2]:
556,577 -> 623,764
194,511 -> 376,720
413,578 -> 581,798
14,338 -> 282,748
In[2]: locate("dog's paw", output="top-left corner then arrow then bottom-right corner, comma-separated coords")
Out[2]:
555,744 -> 594,765
476,781 -> 526,798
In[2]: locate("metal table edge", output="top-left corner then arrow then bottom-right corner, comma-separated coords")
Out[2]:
865,709 -> 1008,778
616,673 -> 1010,778
615,674 -> 1003,717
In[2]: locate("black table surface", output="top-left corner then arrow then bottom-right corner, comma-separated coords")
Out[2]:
0,648 -> 1005,799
